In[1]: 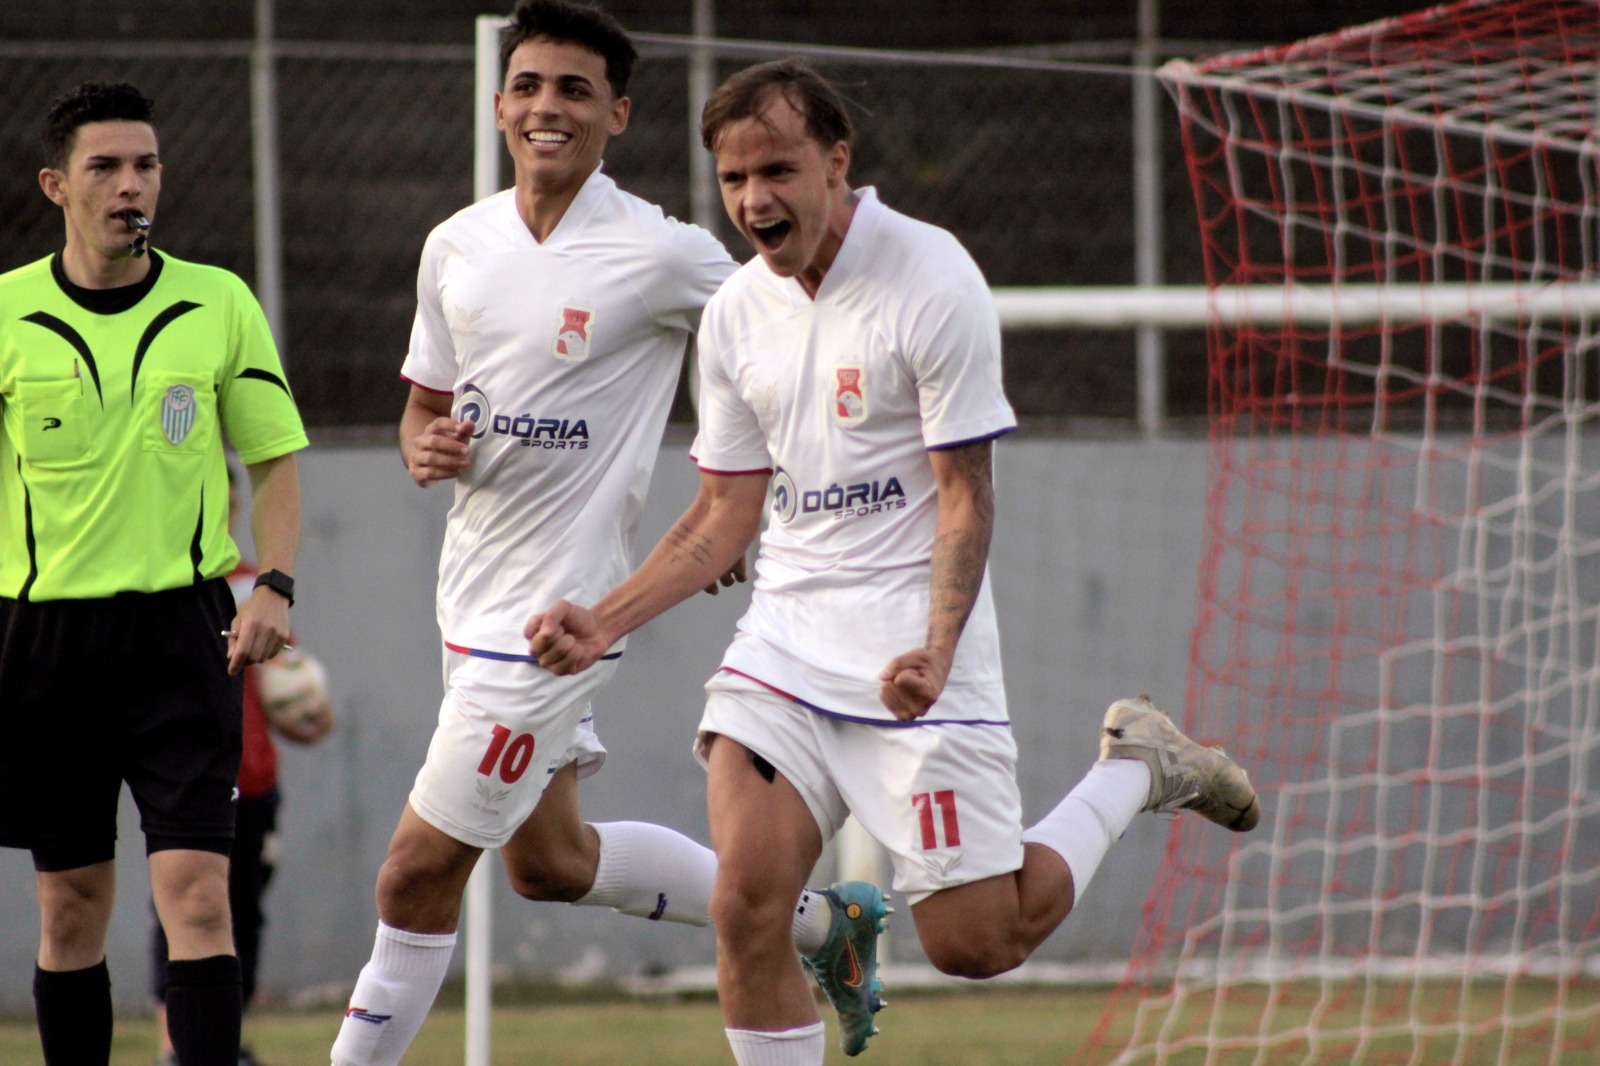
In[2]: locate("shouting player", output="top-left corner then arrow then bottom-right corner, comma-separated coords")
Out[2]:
527,59 -> 1262,1065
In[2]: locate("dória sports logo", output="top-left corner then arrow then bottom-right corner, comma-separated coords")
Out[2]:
451,384 -> 590,450
770,466 -> 906,522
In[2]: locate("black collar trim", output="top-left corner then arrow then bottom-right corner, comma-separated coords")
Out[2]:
51,250 -> 165,315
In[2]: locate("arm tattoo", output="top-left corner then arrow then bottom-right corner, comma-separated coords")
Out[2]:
927,442 -> 996,653
928,528 -> 988,652
942,443 -> 996,526
664,524 -> 716,569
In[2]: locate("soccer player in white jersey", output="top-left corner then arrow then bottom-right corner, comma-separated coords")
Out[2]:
527,59 -> 1262,1066
331,12 -> 887,1066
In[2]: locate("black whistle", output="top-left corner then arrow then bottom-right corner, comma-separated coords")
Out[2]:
118,210 -> 150,258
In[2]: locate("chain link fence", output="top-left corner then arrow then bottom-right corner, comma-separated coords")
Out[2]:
0,37 -> 1213,430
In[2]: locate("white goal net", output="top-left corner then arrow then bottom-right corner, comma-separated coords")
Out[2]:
1082,2 -> 1600,1064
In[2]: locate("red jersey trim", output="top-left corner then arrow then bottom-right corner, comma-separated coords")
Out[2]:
402,373 -> 452,395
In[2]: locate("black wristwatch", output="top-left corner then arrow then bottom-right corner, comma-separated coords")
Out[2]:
254,569 -> 296,607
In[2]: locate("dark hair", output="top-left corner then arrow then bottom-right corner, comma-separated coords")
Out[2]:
499,0 -> 636,98
700,59 -> 854,153
43,82 -> 156,169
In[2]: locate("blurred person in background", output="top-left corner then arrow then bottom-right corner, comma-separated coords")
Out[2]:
0,80 -> 306,1066
330,5 -> 884,1066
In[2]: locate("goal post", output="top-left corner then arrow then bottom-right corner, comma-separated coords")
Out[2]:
1080,2 -> 1600,1064
464,21 -> 504,1066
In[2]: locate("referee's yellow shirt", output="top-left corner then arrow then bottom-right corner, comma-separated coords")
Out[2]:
0,250 -> 308,601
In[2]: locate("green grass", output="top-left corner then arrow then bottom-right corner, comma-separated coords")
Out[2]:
0,987 -> 1101,1066
4,980 -> 1597,1064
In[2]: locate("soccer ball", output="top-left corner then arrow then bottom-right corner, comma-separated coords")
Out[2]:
255,648 -> 328,732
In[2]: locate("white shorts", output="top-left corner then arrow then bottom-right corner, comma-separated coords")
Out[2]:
408,647 -> 616,849
696,672 -> 1023,904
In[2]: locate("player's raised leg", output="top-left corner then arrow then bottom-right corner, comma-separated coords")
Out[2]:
914,694 -> 1258,978
502,761 -> 716,921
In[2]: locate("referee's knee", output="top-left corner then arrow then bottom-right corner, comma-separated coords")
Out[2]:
149,850 -> 230,930
154,879 -> 231,943
165,895 -> 231,941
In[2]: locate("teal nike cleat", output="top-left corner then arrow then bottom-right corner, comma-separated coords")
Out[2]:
802,881 -> 891,1056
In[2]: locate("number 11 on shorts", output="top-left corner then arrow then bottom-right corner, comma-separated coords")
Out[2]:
912,789 -> 961,849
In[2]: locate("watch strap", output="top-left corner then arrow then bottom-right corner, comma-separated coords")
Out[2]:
254,568 -> 295,607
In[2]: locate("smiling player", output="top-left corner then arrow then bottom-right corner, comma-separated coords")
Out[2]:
329,8 -> 885,1066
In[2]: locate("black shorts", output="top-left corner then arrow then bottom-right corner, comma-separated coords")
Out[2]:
0,580 -> 243,869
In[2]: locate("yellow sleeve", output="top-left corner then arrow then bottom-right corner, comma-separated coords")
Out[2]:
218,275 -> 309,464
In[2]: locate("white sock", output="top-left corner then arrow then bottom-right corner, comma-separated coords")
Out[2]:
789,888 -> 832,956
574,821 -> 717,926
725,1023 -> 827,1066
1021,759 -> 1149,899
330,922 -> 456,1066
573,822 -> 834,952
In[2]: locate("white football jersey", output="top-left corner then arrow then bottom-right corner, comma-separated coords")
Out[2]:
693,188 -> 1017,724
403,169 -> 736,654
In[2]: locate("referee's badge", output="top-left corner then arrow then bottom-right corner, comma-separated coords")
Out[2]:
160,384 -> 198,444
833,365 -> 867,426
554,305 -> 594,363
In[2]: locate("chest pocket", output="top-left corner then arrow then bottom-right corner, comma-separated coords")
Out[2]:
140,370 -> 217,455
18,376 -> 90,467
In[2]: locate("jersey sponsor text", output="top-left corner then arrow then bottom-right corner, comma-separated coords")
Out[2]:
772,471 -> 907,523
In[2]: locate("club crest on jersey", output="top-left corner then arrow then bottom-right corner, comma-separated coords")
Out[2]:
554,305 -> 595,363
160,384 -> 197,444
833,365 -> 866,426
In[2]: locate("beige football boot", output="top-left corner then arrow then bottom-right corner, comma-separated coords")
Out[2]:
1100,694 -> 1261,832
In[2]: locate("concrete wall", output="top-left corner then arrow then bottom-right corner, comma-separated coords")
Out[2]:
0,436 -> 1208,1011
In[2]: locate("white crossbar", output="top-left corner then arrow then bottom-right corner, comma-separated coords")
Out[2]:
991,283 -> 1600,329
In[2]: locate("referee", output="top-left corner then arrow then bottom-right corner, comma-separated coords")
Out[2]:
0,82 -> 307,1066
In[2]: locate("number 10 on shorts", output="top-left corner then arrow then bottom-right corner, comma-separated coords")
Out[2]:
912,789 -> 961,849
478,724 -> 536,784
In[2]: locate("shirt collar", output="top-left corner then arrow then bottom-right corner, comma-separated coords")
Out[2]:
512,165 -> 614,249
780,185 -> 882,307
51,249 -> 165,315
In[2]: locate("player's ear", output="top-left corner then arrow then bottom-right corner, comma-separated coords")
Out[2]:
826,140 -> 850,188
609,95 -> 630,136
38,167 -> 68,207
493,90 -> 506,130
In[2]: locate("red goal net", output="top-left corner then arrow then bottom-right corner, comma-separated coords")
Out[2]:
1089,2 -> 1600,1062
